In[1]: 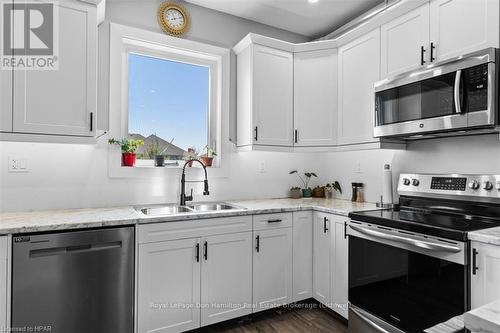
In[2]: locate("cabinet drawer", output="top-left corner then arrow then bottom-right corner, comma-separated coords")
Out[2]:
137,216 -> 252,244
253,213 -> 292,230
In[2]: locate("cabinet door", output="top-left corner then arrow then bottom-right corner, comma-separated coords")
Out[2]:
13,1 -> 96,136
294,49 -> 337,146
252,45 -> 293,146
338,29 -> 380,145
381,4 -> 430,78
137,238 -> 200,333
292,211 -> 313,302
471,242 -> 500,309
1,67 -> 12,132
313,212 -> 331,305
253,228 -> 293,312
331,217 -> 348,319
200,232 -> 252,326
430,0 -> 499,62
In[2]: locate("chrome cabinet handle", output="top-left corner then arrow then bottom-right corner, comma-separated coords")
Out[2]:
454,70 -> 463,114
349,224 -> 461,253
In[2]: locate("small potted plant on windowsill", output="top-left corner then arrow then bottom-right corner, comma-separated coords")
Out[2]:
325,181 -> 342,199
200,146 -> 217,167
108,138 -> 144,167
290,187 -> 302,199
184,147 -> 199,167
289,170 -> 318,198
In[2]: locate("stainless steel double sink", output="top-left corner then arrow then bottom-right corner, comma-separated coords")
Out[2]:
137,202 -> 242,217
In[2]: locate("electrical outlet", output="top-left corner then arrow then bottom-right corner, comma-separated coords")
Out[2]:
259,161 -> 266,173
355,162 -> 362,173
8,157 -> 29,173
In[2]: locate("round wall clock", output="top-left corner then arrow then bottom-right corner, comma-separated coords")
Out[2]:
157,2 -> 191,36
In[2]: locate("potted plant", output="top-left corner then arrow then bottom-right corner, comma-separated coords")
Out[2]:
108,138 -> 144,167
289,170 -> 318,198
200,146 -> 217,167
146,136 -> 175,167
290,187 -> 302,199
312,186 -> 325,198
184,147 -> 199,167
325,181 -> 342,199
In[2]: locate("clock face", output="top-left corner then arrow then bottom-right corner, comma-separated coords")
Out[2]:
158,2 -> 190,36
165,8 -> 185,29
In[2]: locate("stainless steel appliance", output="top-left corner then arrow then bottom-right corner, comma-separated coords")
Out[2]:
12,226 -> 134,333
374,48 -> 499,139
348,174 -> 500,333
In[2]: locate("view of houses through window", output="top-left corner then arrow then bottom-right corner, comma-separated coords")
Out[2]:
127,53 -> 210,162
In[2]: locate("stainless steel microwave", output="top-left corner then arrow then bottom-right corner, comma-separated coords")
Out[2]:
374,48 -> 498,138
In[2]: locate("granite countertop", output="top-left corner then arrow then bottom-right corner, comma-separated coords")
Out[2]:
468,227 -> 500,246
0,198 -> 378,235
464,300 -> 500,333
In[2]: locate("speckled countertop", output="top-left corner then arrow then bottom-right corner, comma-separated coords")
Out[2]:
0,198 -> 378,235
464,300 -> 500,333
469,227 -> 500,246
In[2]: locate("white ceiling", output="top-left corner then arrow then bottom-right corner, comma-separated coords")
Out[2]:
183,0 -> 385,38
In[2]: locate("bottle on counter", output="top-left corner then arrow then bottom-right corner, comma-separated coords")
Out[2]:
351,182 -> 364,202
382,164 -> 393,205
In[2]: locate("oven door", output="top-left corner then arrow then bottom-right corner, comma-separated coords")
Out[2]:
348,222 -> 468,333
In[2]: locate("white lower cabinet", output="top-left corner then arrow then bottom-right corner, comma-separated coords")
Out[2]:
200,232 -> 253,326
292,211 -> 313,301
471,241 -> 500,309
253,226 -> 293,312
331,216 -> 348,319
138,238 -> 201,333
313,212 -> 331,305
313,212 -> 349,319
136,217 -> 253,333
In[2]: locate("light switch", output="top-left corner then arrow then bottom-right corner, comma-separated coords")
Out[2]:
8,157 -> 29,173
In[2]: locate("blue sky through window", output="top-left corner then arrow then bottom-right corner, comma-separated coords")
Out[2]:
128,53 -> 209,153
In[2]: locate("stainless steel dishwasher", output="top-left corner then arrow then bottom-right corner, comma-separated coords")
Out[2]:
12,226 -> 134,333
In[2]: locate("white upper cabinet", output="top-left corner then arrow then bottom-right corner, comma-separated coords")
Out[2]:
338,29 -> 381,145
294,49 -> 338,146
200,232 -> 252,326
236,43 -> 293,148
470,241 -> 500,309
253,227 -> 293,312
429,0 -> 499,62
0,68 -> 12,133
381,5 -> 430,78
12,0 -> 96,137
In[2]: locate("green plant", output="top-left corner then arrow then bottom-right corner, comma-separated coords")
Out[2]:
203,145 -> 217,158
144,136 -> 175,159
289,170 -> 318,190
290,186 -> 301,191
108,138 -> 144,153
326,181 -> 342,193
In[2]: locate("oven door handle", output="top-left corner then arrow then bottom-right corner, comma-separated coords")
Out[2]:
350,305 -> 393,333
454,69 -> 463,114
349,224 -> 461,253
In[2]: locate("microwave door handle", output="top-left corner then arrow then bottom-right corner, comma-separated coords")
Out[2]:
349,224 -> 461,253
454,70 -> 463,114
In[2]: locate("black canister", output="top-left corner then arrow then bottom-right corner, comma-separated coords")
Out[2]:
351,182 -> 364,202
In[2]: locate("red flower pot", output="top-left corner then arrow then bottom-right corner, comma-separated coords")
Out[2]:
122,153 -> 137,167
200,156 -> 213,167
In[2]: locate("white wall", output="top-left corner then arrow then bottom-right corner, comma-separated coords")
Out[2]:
1,1 -> 500,212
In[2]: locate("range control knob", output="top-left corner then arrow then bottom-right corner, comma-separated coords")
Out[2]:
403,178 -> 411,186
412,179 -> 420,186
469,180 -> 480,190
483,181 -> 494,191
497,181 -> 500,191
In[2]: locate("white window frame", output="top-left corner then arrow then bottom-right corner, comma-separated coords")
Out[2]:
107,23 -> 230,178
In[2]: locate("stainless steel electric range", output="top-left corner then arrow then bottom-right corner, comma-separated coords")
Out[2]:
347,174 -> 500,333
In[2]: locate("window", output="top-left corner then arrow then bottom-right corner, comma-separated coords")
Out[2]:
108,23 -> 229,176
127,54 -> 210,162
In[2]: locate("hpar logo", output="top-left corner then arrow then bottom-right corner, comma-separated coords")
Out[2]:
1,0 -> 59,70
